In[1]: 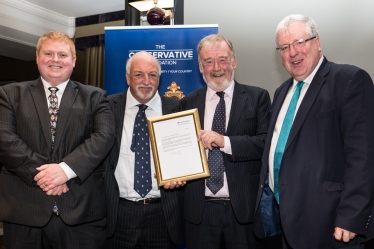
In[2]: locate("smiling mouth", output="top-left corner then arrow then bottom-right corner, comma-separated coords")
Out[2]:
49,65 -> 62,69
212,71 -> 225,77
292,60 -> 302,65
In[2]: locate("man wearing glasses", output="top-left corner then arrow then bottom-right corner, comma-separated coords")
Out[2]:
254,14 -> 374,249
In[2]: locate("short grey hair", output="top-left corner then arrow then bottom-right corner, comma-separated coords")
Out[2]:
197,34 -> 235,63
126,51 -> 161,75
275,14 -> 320,46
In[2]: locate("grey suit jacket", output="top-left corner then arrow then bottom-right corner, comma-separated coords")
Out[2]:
104,91 -> 185,244
0,78 -> 115,227
180,81 -> 271,224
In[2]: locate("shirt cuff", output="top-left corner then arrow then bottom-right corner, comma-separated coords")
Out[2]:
60,162 -> 77,181
220,136 -> 232,155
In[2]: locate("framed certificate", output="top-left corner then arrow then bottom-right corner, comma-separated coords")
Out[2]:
147,108 -> 210,186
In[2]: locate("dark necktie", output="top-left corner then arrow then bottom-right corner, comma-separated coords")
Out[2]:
273,81 -> 305,203
131,104 -> 152,198
48,87 -> 59,148
206,92 -> 226,194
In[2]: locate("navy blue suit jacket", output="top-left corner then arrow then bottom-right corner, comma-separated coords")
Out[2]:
255,58 -> 374,248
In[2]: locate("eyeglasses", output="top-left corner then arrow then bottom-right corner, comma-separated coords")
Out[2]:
276,36 -> 316,53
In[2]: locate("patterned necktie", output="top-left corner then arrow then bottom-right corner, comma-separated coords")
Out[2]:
48,87 -> 59,148
206,92 -> 226,194
131,104 -> 152,198
273,81 -> 305,203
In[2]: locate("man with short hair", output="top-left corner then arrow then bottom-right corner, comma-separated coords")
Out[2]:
181,34 -> 271,248
0,31 -> 115,249
104,51 -> 185,249
254,14 -> 374,249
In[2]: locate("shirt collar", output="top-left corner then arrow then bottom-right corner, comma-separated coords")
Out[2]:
126,89 -> 161,111
41,77 -> 69,94
206,79 -> 235,100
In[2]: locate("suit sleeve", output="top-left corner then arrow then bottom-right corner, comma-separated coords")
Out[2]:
62,90 -> 115,183
0,87 -> 48,185
228,89 -> 271,162
334,69 -> 374,235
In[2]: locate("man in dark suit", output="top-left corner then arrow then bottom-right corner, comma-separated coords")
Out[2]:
254,14 -> 374,249
180,34 -> 271,248
104,51 -> 185,249
0,31 -> 115,248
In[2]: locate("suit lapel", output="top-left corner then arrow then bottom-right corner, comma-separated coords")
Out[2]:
53,81 -> 79,153
30,79 -> 52,149
160,95 -> 174,115
226,82 -> 246,134
195,87 -> 207,129
112,91 -> 127,155
285,59 -> 329,151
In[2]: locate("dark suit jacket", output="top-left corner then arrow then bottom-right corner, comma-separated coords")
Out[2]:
104,91 -> 185,244
180,81 -> 271,225
254,58 -> 374,248
0,78 -> 115,227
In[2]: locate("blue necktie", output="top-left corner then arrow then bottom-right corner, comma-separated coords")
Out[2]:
131,104 -> 152,198
206,92 -> 226,194
273,81 -> 305,203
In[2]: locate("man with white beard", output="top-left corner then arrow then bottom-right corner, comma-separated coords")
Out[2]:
104,51 -> 185,248
180,34 -> 272,249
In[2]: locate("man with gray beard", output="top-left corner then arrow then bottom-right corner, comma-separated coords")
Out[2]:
180,34 -> 271,248
104,51 -> 185,248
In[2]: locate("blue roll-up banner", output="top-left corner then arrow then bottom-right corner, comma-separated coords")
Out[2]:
104,25 -> 218,95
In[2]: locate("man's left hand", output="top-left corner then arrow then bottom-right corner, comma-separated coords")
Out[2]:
34,164 -> 68,192
334,227 -> 356,242
198,130 -> 224,150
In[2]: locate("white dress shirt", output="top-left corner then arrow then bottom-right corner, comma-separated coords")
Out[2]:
204,80 -> 234,197
268,56 -> 324,192
115,90 -> 162,201
41,77 -> 77,180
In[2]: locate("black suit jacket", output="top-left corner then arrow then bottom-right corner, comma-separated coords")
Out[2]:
180,81 -> 271,224
104,91 -> 185,244
255,58 -> 374,248
0,78 -> 115,226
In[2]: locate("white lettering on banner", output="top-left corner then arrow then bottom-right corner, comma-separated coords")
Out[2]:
129,50 -> 193,60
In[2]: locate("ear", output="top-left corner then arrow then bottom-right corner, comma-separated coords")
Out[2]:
198,62 -> 203,73
315,36 -> 322,51
36,51 -> 39,64
126,73 -> 130,86
232,56 -> 237,69
72,56 -> 76,67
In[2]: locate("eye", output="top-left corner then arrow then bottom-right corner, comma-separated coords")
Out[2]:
295,39 -> 305,46
59,54 -> 67,58
280,45 -> 289,52
204,60 -> 213,65
149,73 -> 158,79
44,52 -> 52,56
134,73 -> 143,78
219,58 -> 228,64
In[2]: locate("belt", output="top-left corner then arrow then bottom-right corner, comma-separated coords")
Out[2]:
205,196 -> 230,201
120,197 -> 161,204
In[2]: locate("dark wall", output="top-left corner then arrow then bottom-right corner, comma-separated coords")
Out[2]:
0,50 -> 86,85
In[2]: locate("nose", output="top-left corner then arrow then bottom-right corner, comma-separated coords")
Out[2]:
52,54 -> 59,62
289,44 -> 299,57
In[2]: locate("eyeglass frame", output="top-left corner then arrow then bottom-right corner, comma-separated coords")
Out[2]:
276,36 -> 317,53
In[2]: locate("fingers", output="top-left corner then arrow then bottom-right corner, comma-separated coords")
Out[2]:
45,184 -> 69,196
164,181 -> 187,189
198,130 -> 224,150
334,227 -> 356,242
